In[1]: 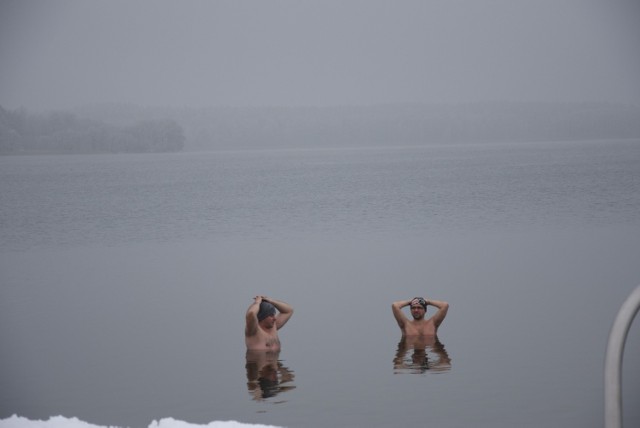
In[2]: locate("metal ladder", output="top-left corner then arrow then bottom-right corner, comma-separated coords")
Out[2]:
604,285 -> 640,428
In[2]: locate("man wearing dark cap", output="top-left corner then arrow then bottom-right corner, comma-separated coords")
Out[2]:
245,295 -> 294,351
391,296 -> 449,337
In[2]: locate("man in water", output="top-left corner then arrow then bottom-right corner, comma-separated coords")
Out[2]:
391,297 -> 450,373
391,297 -> 449,337
245,295 -> 294,351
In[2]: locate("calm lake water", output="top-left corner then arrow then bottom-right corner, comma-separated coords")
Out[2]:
1,140 -> 640,428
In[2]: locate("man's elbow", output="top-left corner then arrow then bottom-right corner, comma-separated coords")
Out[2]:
440,302 -> 450,315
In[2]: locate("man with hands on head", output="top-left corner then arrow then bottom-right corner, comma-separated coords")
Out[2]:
392,297 -> 449,336
245,295 -> 294,351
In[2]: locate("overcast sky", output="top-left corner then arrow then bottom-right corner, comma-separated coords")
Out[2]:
1,0 -> 639,111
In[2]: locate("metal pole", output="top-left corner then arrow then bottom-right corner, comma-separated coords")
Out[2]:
604,285 -> 640,428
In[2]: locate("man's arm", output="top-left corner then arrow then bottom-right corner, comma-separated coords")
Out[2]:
427,298 -> 449,328
262,296 -> 294,330
245,296 -> 262,337
391,299 -> 411,329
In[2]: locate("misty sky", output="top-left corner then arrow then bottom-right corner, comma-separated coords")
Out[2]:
1,0 -> 639,111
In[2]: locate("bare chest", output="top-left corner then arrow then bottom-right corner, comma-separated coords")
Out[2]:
246,328 -> 281,351
403,320 -> 436,336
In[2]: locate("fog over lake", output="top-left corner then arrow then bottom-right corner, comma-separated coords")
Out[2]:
2,0 -> 640,111
1,2 -> 640,428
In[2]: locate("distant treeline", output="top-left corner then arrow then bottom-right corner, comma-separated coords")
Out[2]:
75,102 -> 640,151
2,102 -> 639,153
0,105 -> 185,154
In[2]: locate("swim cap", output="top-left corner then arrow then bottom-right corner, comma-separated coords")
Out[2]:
257,301 -> 276,321
411,297 -> 427,310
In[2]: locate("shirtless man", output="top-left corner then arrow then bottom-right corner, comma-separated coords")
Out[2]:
245,295 -> 294,351
391,297 -> 449,337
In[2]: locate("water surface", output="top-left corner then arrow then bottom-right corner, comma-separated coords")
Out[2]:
1,140 -> 639,427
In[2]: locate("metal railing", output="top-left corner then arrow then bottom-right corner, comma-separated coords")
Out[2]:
604,285 -> 640,428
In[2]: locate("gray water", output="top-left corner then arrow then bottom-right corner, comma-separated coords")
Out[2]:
1,140 -> 639,428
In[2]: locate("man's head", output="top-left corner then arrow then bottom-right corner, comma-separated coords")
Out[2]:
258,301 -> 277,325
410,297 -> 427,320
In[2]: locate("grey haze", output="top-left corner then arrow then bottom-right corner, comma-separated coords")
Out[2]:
1,0 -> 640,111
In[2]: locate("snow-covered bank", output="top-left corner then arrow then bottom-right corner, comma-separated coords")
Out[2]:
0,416 -> 284,428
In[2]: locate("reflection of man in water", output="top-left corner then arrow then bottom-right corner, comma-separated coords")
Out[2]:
393,336 -> 451,373
391,297 -> 451,373
245,295 -> 294,351
245,350 -> 295,401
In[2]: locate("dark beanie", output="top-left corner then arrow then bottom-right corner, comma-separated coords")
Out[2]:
258,301 -> 276,321
411,297 -> 427,310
